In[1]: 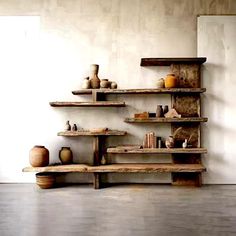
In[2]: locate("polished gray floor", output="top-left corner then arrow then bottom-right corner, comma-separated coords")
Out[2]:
0,184 -> 236,236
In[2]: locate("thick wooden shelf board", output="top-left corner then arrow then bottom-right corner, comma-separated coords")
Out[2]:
49,101 -> 125,107
107,147 -> 207,154
23,163 -> 206,173
72,88 -> 206,95
140,57 -> 207,66
125,117 -> 208,123
58,130 -> 127,136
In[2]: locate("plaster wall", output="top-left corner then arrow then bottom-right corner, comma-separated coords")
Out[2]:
0,0 -> 235,183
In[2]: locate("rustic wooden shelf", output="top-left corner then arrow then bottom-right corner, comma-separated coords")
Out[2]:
23,163 -> 206,173
49,101 -> 125,107
140,57 -> 207,66
124,117 -> 208,123
72,88 -> 206,95
107,147 -> 207,154
58,130 -> 127,136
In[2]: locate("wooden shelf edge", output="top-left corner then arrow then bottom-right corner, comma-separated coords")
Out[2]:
107,147 -> 207,154
124,117 -> 208,123
72,88 -> 206,95
140,57 -> 207,66
49,101 -> 125,107
57,130 -> 127,136
23,163 -> 206,173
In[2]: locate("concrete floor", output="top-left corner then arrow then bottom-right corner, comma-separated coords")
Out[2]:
0,184 -> 236,236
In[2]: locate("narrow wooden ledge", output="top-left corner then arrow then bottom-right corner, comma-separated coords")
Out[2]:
140,57 -> 207,66
58,130 -> 127,136
125,117 -> 208,123
107,147 -> 207,154
23,163 -> 206,173
72,88 -> 206,95
49,101 -> 125,107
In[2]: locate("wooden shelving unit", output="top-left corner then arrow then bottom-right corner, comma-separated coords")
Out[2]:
49,101 -> 125,107
24,57 -> 208,189
124,117 -> 208,123
107,147 -> 207,154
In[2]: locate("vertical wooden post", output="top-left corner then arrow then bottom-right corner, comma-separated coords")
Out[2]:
171,63 -> 203,186
93,173 -> 100,189
93,136 -> 100,166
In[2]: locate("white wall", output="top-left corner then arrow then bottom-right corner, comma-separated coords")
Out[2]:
0,0 -> 235,183
198,16 -> 236,184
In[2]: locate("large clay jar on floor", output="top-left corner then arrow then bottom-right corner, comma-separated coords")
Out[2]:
29,145 -> 49,167
89,64 -> 100,89
59,147 -> 73,164
165,74 -> 178,88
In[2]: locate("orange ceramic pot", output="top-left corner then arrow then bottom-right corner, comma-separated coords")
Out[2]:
29,145 -> 49,167
165,74 -> 178,88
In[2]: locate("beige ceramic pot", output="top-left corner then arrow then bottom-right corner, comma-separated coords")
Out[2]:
100,79 -> 110,88
59,147 -> 73,164
29,145 -> 49,167
89,64 -> 100,89
156,78 -> 165,88
36,173 -> 55,189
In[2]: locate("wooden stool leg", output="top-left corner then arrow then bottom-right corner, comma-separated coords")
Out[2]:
93,173 -> 100,189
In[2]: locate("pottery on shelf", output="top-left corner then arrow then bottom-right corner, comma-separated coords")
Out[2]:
165,136 -> 175,148
165,74 -> 178,88
64,120 -> 71,131
156,78 -> 165,88
182,139 -> 188,149
59,147 -> 73,164
110,81 -> 117,89
89,64 -> 100,89
72,124 -> 78,131
101,155 -> 106,165
156,105 -> 164,117
36,173 -> 55,189
163,105 -> 169,114
29,145 -> 49,167
82,77 -> 91,89
100,79 -> 110,88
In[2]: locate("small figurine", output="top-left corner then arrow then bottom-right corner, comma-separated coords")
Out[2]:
182,139 -> 188,149
72,124 -> 78,131
165,136 -> 174,148
163,105 -> 169,115
64,120 -> 71,131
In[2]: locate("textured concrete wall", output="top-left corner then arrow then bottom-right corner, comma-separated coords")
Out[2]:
0,0 -> 235,183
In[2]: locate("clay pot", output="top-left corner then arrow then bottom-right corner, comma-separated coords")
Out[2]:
111,81 -> 117,89
165,136 -> 175,148
165,74 -> 178,88
59,147 -> 73,164
100,79 -> 110,88
29,145 -> 49,167
156,105 -> 164,117
89,64 -> 100,89
64,120 -> 71,131
82,77 -> 90,89
156,78 -> 165,88
163,105 -> 169,114
36,173 -> 55,189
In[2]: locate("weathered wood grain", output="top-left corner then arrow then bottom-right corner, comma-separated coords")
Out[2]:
140,57 -> 206,66
22,163 -> 206,173
72,88 -> 206,95
57,130 -> 127,136
124,117 -> 208,123
49,101 -> 125,107
107,147 -> 207,154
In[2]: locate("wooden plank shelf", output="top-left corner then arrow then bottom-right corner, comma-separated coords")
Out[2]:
72,88 -> 206,95
23,163 -> 206,173
140,57 -> 207,66
107,147 -> 207,154
124,117 -> 208,123
49,101 -> 125,107
58,130 -> 127,136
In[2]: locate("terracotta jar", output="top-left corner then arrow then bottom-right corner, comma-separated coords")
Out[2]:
100,79 -> 110,88
89,64 -> 100,89
36,173 -> 55,189
165,74 -> 178,88
59,147 -> 73,164
29,145 -> 49,167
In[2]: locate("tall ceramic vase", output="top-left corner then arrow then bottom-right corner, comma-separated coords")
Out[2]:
89,64 -> 100,89
29,145 -> 49,167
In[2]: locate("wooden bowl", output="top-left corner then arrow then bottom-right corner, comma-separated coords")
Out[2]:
36,173 -> 56,189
